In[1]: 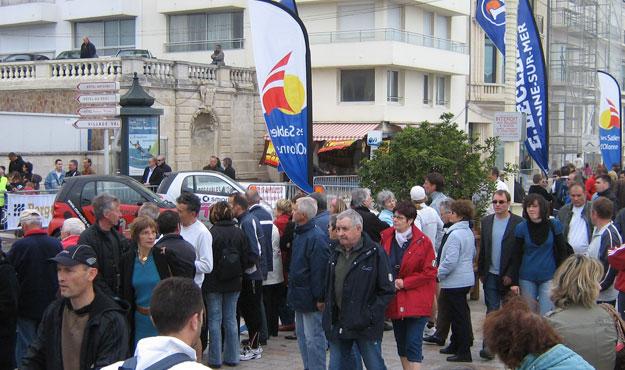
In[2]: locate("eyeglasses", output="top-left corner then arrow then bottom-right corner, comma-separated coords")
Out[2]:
492,200 -> 508,205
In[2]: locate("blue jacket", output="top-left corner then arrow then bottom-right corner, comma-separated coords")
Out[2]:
437,221 -> 475,289
287,221 -> 330,312
238,211 -> 263,281
517,344 -> 594,370
7,229 -> 62,321
312,210 -> 330,236
44,170 -> 64,190
249,204 -> 273,278
378,209 -> 393,227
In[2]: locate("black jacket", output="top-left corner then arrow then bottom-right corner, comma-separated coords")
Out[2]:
224,166 -> 236,180
80,41 -> 97,58
78,223 -> 127,297
203,220 -> 249,294
9,155 -> 25,175
353,206 -> 389,243
158,163 -> 172,174
152,234 -> 197,279
0,251 -> 18,336
21,292 -> 129,370
141,166 -> 164,187
322,234 -> 395,340
528,185 -> 553,202
7,230 -> 62,321
477,212 -> 524,285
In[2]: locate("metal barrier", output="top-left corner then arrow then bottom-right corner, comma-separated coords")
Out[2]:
314,176 -> 360,204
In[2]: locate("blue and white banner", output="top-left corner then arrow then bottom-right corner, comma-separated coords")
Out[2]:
249,0 -> 313,193
273,0 -> 298,14
516,0 -> 549,174
597,71 -> 622,170
476,0 -> 506,53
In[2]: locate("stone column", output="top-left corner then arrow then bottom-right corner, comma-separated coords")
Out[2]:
504,0 -> 520,193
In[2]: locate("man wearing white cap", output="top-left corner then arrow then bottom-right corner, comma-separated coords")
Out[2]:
7,209 -> 62,367
410,186 -> 444,251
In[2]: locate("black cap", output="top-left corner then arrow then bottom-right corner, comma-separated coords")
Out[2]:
50,244 -> 98,268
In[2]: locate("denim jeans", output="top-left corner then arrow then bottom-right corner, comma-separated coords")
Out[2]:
483,272 -> 504,314
295,311 -> 326,370
328,343 -> 363,370
393,317 -> 428,362
207,291 -> 241,366
329,337 -> 387,370
519,279 -> 554,316
16,317 -> 38,368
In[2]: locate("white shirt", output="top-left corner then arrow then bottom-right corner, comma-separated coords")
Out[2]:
496,179 -> 509,192
414,204 -> 444,252
568,206 -> 590,255
146,167 -> 154,183
263,225 -> 284,286
101,336 -> 211,370
180,219 -> 213,286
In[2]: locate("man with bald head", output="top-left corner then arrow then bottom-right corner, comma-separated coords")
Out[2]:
80,36 -> 96,59
156,155 -> 172,174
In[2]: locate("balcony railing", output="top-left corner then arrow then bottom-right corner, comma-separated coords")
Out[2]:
164,39 -> 244,53
470,83 -> 506,102
309,28 -> 468,54
0,0 -> 53,5
0,57 -> 256,86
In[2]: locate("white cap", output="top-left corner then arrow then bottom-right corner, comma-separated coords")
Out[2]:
410,186 -> 427,202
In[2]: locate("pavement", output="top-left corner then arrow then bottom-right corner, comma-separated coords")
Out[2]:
1,231 -> 505,369
230,298 -> 505,370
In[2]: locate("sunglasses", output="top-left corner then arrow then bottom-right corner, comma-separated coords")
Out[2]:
492,200 -> 508,205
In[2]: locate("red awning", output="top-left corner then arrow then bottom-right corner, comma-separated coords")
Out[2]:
313,123 -> 380,141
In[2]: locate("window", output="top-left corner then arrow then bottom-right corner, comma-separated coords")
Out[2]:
435,15 -> 449,39
81,181 -> 96,206
387,70 -> 399,102
484,36 -> 497,83
387,3 -> 403,30
97,181 -> 145,204
167,11 -> 244,52
74,19 -> 135,56
337,2 -> 375,41
423,11 -> 433,35
423,74 -> 431,104
341,69 -> 375,102
436,76 -> 447,105
194,175 -> 235,196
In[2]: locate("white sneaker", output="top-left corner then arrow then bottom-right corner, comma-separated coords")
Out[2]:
240,346 -> 262,361
423,325 -> 436,338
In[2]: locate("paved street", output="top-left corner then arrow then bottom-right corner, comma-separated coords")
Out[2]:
233,298 -> 505,370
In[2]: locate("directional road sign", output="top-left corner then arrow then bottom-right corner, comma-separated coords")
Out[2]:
76,81 -> 120,91
76,93 -> 119,104
77,106 -> 120,116
73,119 -> 121,129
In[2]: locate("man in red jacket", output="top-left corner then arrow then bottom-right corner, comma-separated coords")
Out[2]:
608,244 -> 625,319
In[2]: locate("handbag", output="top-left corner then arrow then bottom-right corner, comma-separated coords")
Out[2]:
599,303 -> 625,369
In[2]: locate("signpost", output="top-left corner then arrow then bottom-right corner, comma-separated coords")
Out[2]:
75,81 -> 121,175
494,112 -> 524,142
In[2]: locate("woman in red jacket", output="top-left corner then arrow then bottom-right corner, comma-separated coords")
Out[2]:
381,201 -> 437,370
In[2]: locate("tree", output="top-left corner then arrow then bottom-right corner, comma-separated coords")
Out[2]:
358,113 -> 504,215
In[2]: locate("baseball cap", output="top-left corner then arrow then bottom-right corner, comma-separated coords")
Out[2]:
50,244 -> 98,268
19,209 -> 42,225
410,186 -> 427,202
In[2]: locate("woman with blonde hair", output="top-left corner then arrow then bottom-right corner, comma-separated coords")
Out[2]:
545,255 -> 617,370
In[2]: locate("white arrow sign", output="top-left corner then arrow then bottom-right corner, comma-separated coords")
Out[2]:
77,81 -> 120,91
73,119 -> 121,129
76,94 -> 119,104
77,106 -> 120,116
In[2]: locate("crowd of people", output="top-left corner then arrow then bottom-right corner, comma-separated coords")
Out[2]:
3,163 -> 625,370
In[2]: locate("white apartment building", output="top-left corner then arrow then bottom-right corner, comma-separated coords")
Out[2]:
1,0 -> 469,172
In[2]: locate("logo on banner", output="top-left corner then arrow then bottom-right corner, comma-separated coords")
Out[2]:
600,98 -> 621,130
481,0 -> 506,26
262,52 -> 305,116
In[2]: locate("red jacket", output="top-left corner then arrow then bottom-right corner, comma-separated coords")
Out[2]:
609,245 -> 625,292
586,176 -> 596,200
381,225 -> 437,319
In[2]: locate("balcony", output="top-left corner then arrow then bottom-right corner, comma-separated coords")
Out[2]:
309,28 -> 468,75
0,0 -> 56,27
63,0 -> 139,21
469,83 -> 505,103
0,56 -> 256,90
164,38 -> 244,53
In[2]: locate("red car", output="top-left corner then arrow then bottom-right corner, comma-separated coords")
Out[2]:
48,175 -> 176,236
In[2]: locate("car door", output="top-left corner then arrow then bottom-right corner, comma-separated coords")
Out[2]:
181,174 -> 237,222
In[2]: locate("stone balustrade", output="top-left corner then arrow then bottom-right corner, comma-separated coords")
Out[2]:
0,56 -> 257,89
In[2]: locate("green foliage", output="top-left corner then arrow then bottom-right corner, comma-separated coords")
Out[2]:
358,113 -> 508,216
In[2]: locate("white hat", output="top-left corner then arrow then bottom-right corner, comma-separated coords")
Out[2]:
410,186 -> 427,202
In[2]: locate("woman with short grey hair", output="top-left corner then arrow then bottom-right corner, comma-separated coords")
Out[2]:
350,188 -> 389,243
377,190 -> 396,227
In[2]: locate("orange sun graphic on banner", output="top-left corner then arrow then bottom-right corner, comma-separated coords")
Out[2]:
599,98 -> 621,130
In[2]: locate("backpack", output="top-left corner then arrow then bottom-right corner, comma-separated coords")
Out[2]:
554,179 -> 568,209
216,241 -> 242,281
118,353 -> 193,370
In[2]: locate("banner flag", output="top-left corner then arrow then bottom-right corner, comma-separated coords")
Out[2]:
516,0 -> 549,174
476,0 -> 506,53
597,70 -> 622,170
476,0 -> 549,174
250,0 -> 313,193
273,0 -> 298,14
